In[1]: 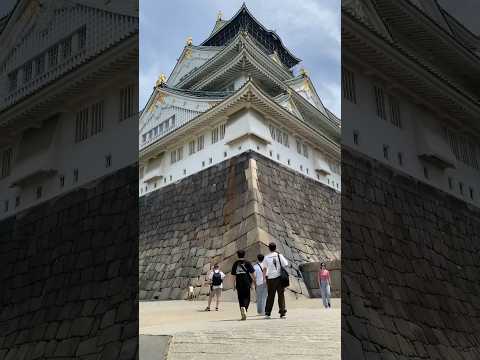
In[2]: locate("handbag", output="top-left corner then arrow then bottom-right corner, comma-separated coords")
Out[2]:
277,253 -> 290,288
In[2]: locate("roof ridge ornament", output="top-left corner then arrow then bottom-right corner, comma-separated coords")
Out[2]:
217,10 -> 223,21
300,67 -> 309,78
186,36 -> 193,46
155,74 -> 167,88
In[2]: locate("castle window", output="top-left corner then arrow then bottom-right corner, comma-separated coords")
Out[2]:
75,107 -> 89,142
277,154 -> 280,161
23,61 -> 32,83
36,186 -> 42,199
342,67 -> 356,103
288,159 -> 291,165
389,95 -> 401,128
269,150 -> 273,157
48,44 -> 59,67
382,145 -> 389,160
282,132 -> 289,147
78,26 -> 87,50
59,175 -> 65,188
296,139 -> 302,154
142,134 -> 147,143
90,101 -> 104,136
211,127 -> 219,144
73,169 -> 79,183
209,157 -> 212,164
170,150 -> 177,164
15,196 -> 20,208
353,130 -> 359,145
188,140 -> 195,155
61,36 -> 72,59
470,187 -> 474,200
35,55 -> 45,76
374,86 -> 386,120
269,124 -> 275,140
423,166 -> 429,179
105,154 -> 112,168
448,177 -> 453,190
276,129 -> 282,144
219,123 -> 226,140
197,135 -> 204,151
302,144 -> 309,158
1,148 -> 12,178
177,147 -> 183,161
183,169 -> 186,175
8,70 -> 17,91
459,182 -> 464,195
4,200 -> 8,213
398,152 -> 403,166
445,128 -> 479,170
119,84 -> 135,121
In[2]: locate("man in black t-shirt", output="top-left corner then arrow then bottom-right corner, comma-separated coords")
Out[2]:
231,249 -> 255,320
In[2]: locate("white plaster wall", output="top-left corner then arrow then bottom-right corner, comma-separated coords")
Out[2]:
342,65 -> 480,207
140,110 -> 341,195
0,80 -> 138,220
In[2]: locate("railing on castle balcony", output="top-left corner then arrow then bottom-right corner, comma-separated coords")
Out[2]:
0,5 -> 138,112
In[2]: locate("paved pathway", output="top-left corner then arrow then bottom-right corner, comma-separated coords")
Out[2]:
140,298 -> 340,360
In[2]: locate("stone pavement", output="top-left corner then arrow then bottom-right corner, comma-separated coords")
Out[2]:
140,298 -> 340,360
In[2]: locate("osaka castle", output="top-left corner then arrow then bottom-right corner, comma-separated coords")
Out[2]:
139,4 -> 341,195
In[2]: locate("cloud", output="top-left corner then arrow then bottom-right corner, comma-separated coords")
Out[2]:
140,0 -> 340,117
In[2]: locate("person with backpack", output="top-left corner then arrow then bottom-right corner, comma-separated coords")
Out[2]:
318,262 -> 331,308
262,242 -> 289,319
231,250 -> 255,320
254,254 -> 267,315
204,264 -> 225,311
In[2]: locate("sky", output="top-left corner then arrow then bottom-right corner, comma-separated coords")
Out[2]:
139,0 -> 341,116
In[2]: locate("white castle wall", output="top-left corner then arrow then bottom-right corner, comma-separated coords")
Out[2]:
342,65 -> 480,207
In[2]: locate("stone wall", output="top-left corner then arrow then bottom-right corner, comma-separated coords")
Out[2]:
139,151 -> 340,301
341,149 -> 480,359
0,166 -> 138,360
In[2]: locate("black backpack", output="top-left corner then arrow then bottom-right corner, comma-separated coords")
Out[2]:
211,271 -> 223,286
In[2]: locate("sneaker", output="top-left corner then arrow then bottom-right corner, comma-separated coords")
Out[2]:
204,307 -> 210,311
215,307 -> 219,311
240,307 -> 247,320
280,315 -> 286,319
264,315 -> 271,319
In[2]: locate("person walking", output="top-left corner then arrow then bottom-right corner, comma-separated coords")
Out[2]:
262,242 -> 289,319
231,250 -> 255,320
204,264 -> 225,311
254,254 -> 267,315
318,262 -> 331,308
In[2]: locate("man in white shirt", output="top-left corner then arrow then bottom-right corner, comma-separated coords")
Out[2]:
262,242 -> 289,319
205,264 -> 225,311
254,254 -> 267,315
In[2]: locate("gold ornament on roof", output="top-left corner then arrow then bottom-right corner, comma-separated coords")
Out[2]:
186,36 -> 193,46
217,10 -> 223,20
300,67 -> 309,77
184,48 -> 192,59
156,73 -> 167,87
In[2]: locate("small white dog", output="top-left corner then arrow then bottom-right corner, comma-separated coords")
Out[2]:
187,286 -> 196,301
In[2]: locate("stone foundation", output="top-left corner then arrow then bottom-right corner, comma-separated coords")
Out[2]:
341,149 -> 480,359
139,151 -> 341,300
0,166 -> 138,359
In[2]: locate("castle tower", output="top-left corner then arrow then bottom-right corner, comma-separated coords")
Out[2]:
139,4 -> 341,300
